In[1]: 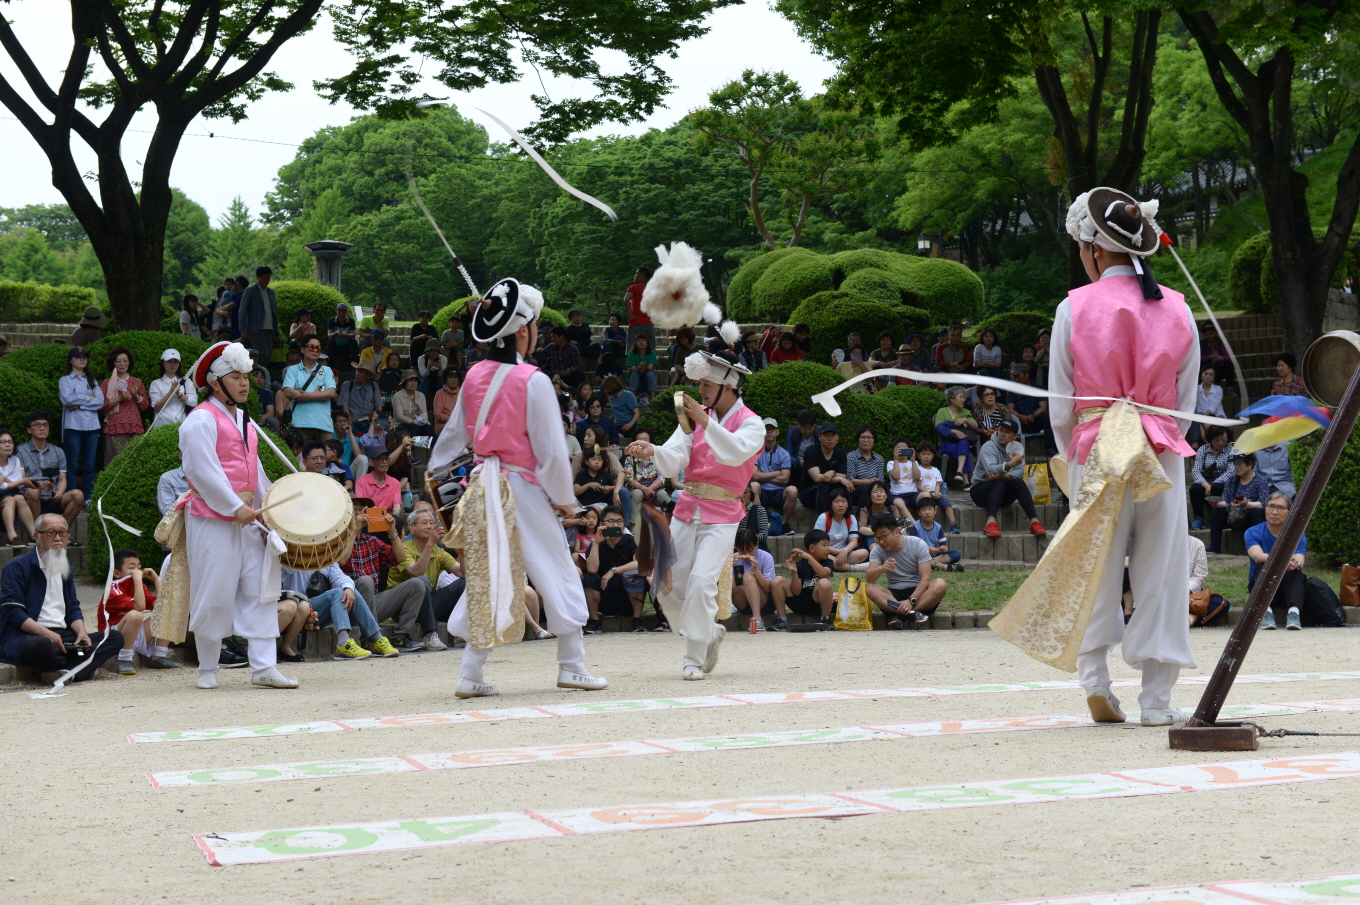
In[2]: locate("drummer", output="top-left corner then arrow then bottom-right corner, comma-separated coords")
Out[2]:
180,341 -> 298,689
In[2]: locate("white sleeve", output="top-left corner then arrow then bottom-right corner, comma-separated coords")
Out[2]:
705,411 -> 767,467
179,409 -> 244,517
1048,300 -> 1075,459
429,391 -> 469,473
1188,537 -> 1208,592
1174,303 -> 1199,436
148,377 -> 168,407
323,563 -> 355,593
651,426 -> 693,480
525,371 -> 576,506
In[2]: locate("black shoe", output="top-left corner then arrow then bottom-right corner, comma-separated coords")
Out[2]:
781,526 -> 795,536
277,648 -> 305,663
631,617 -> 648,633
770,616 -> 789,632
819,616 -> 837,631
584,619 -> 604,635
650,622 -> 672,633
218,647 -> 250,668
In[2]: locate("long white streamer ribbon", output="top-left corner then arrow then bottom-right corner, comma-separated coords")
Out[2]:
477,108 -> 619,222
1164,242 -> 1250,407
810,369 -> 1246,427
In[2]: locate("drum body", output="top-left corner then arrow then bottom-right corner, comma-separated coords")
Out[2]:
261,472 -> 357,570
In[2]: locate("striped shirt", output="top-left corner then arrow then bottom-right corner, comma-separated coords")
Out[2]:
845,450 -> 885,484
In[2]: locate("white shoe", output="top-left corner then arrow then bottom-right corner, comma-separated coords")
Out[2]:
1084,686 -> 1126,723
196,671 -> 218,689
455,677 -> 499,698
702,625 -> 726,674
557,668 -> 608,691
251,669 -> 300,688
1140,707 -> 1190,727
752,620 -> 766,632
682,666 -> 704,681
423,632 -> 449,651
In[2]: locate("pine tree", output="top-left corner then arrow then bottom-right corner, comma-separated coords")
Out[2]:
195,197 -> 260,292
3,228 -> 69,285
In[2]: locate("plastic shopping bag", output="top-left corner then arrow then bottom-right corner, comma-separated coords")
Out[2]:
833,576 -> 875,631
1024,463 -> 1051,505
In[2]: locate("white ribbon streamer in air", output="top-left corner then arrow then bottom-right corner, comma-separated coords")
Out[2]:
478,108 -> 619,222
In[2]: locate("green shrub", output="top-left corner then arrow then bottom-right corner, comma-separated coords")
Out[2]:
979,254 -> 1068,317
1288,430 -> 1360,564
0,280 -> 98,323
787,293 -> 906,365
726,247 -> 813,321
741,361 -> 844,430
3,342 -> 72,386
273,280 -> 349,332
638,385 -> 702,438
85,423 -> 295,580
830,248 -> 904,279
431,296 -> 477,333
0,361 -> 64,443
751,253 -> 836,321
974,311 -> 1054,368
901,258 -> 984,324
838,385 -> 945,458
539,307 -> 570,329
1228,233 -> 1272,312
839,268 -> 903,306
87,331 -> 211,385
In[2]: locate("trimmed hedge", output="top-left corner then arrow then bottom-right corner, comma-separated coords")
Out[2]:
839,267 -> 904,306
638,384 -> 702,438
431,296 -> 477,333
540,307 -> 570,329
3,342 -> 72,386
900,258 -> 985,325
751,253 -> 836,322
830,248 -> 901,278
1228,233 -> 1273,313
85,423 -> 294,580
87,331 -> 211,385
726,247 -> 814,322
0,361 -> 64,443
838,384 -> 945,459
1289,429 -> 1360,564
274,280 -> 349,332
788,294 -> 911,365
0,280 -> 98,324
741,360 -> 844,430
974,311 -> 1054,367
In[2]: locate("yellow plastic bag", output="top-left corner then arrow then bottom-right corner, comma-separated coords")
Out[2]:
833,576 -> 875,631
1024,463 -> 1051,505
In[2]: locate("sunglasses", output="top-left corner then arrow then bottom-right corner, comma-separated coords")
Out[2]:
304,344 -> 322,351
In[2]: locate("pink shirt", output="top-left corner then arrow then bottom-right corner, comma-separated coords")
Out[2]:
461,361 -> 541,485
354,472 -> 402,511
673,403 -> 762,524
184,399 -> 259,521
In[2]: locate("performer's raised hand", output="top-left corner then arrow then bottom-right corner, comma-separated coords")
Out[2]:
625,440 -> 654,459
233,503 -> 259,525
681,393 -> 709,429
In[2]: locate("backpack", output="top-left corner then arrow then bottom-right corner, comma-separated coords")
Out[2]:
1302,577 -> 1346,627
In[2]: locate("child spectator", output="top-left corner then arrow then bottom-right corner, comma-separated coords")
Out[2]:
814,487 -> 868,570
865,512 -> 949,629
322,440 -> 354,492
99,550 -> 182,674
563,506 -> 600,574
910,498 -> 962,571
910,443 -> 958,532
738,485 -> 769,549
575,450 -> 621,511
886,438 -> 919,510
772,529 -> 835,628
622,427 -> 669,525
731,528 -> 780,631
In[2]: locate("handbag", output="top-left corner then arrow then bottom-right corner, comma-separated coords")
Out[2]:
1341,564 -> 1359,607
1189,588 -> 1229,626
832,576 -> 875,631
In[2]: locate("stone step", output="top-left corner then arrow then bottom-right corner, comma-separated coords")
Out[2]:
1190,527 -> 1248,556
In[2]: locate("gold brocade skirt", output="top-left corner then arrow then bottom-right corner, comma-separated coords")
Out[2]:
444,469 -> 527,649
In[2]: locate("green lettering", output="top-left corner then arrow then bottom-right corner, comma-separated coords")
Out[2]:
252,827 -> 378,854
887,786 -> 1016,804
395,818 -> 502,842
185,767 -> 283,784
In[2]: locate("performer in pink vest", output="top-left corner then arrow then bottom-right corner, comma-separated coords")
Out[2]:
430,278 -> 608,698
1047,188 -> 1199,726
626,351 -> 764,680
179,342 -> 296,689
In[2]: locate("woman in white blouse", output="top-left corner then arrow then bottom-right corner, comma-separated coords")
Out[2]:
973,327 -> 1003,379
390,370 -> 433,436
0,429 -> 36,546
1189,365 -> 1224,446
149,348 -> 197,427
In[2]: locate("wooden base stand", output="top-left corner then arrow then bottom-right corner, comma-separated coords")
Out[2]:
1168,721 -> 1258,751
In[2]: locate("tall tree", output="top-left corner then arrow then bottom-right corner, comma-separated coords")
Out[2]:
1177,1 -> 1360,357
162,189 -> 212,299
0,1 -> 739,329
195,197 -> 261,288
0,203 -> 87,249
3,229 -> 69,285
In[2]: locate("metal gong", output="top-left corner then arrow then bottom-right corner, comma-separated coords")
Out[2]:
1301,330 -> 1360,407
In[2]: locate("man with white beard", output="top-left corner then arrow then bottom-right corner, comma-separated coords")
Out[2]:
0,513 -> 124,679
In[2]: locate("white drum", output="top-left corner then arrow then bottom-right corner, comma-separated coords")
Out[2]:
260,471 -> 356,570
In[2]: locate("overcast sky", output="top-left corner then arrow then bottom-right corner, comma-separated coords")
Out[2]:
0,2 -> 838,223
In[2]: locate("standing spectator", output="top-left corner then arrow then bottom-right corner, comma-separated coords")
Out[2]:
407,309 -> 439,362
751,417 -> 792,516
440,312 -> 465,369
1207,452 -> 1268,554
787,422 -> 853,522
1246,491 -> 1307,630
622,428 -> 669,524
969,421 -> 1045,538
565,308 -> 594,360
326,302 -> 358,365
973,327 -> 1003,379
910,498 -> 962,571
623,266 -> 655,356
282,335 -> 338,443
58,347 -> 102,502
1271,352 -> 1308,397
576,395 -> 619,447
602,377 -> 640,438
237,266 -> 280,366
0,334 -> 8,357
732,528 -> 778,630
583,505 -> 648,633
845,425 -> 885,506
391,370 -> 432,436
0,513 -> 121,678
357,301 -> 390,351
936,324 -> 973,374
539,326 -> 585,387
770,529 -> 835,628
149,349 -> 196,427
432,367 -> 461,435
864,512 -> 949,629
341,506 -> 445,651
289,307 -> 317,345
179,295 -> 201,336
769,332 -> 803,364
934,386 -> 979,488
625,333 -> 658,398
911,442 -> 958,532
99,346 -> 149,461
0,430 -> 36,546
18,414 -> 82,527
972,386 -> 1014,445
738,333 -> 768,373
1255,441 -> 1295,499
69,305 -> 106,348
339,359 -> 383,432
1189,425 -> 1238,530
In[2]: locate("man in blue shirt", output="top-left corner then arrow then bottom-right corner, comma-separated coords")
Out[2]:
1244,491 -> 1307,630
237,266 -> 280,366
751,418 -> 791,511
281,336 -> 338,443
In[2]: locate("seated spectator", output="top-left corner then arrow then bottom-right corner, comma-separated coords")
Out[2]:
0,333 -> 8,357
784,422 -> 853,530
283,563 -> 396,658
0,430 -> 36,546
251,368 -> 278,433
275,590 -> 311,662
100,346 -> 150,461
783,409 -> 818,493
391,370 -> 433,436
570,380 -> 596,425
378,352 -> 406,395
327,302 -> 358,365
1006,363 -> 1050,448
868,330 -> 897,370
769,331 -> 803,364
432,367 -> 461,436
156,460 -> 189,516
564,506 -> 599,574
359,327 -> 391,366
594,351 -> 624,383
622,428 -> 669,525
285,430 -> 305,465
1208,452 -> 1268,554
393,508 -> 465,626
845,426 -> 885,506
0,514 -> 121,678
1199,323 -> 1234,385
564,308 -> 594,359
865,512 -> 949,629
339,359 -> 384,432
835,332 -> 864,363
573,425 -> 625,479
18,413 -> 84,528
540,326 -> 586,388
738,333 -> 768,373
771,529 -> 835,628
910,498 -> 961,572
575,450 -> 622,511
860,480 -> 910,539
836,343 -> 872,381
342,505 -> 445,651
407,308 -> 439,362
99,549 -> 181,674
738,485 -> 769,549
750,417 -> 791,524
576,395 -> 619,447
289,306 -> 318,345
973,327 -> 1003,379
1189,424 -> 1238,530
1034,329 -> 1051,387
970,421 -> 1046,538
596,312 -> 628,361
1254,440 -> 1295,499
332,411 -> 368,478
1246,491 -> 1307,631
414,343 -> 447,400
1187,534 -> 1228,627
815,487 -> 868,570
936,324 -> 973,374
625,334 -> 658,398
322,440 -> 355,492
732,528 -> 780,631
562,413 -> 583,459
602,377 -> 641,438
793,322 -> 812,356
1272,352 -> 1307,396
583,505 -> 648,633
972,386 -> 1013,445
910,443 -> 957,532
669,327 -> 700,371
384,426 -> 416,500
1188,366 -> 1225,446
466,340 -> 489,366
892,336 -> 933,384
353,448 -> 402,519
439,312 -> 465,368
934,387 -> 979,488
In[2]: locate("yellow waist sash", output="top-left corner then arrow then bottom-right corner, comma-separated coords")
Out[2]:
683,481 -> 740,502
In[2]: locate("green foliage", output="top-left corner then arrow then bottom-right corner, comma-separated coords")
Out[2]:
539,308 -> 570,329
901,258 -> 984,324
1229,233 -> 1274,313
162,190 -> 211,300
726,247 -> 813,321
830,248 -> 901,276
838,385 -> 945,458
86,424 -> 294,580
1289,430 -> 1360,565
975,311 -> 1054,365
0,280 -> 98,323
194,197 -> 267,295
788,293 -> 906,364
272,281 -> 349,331
0,203 -> 86,250
432,297 -> 477,332
741,360 -> 844,430
839,267 -> 902,306
4,342 -> 75,387
0,361 -> 63,443
87,331 -> 210,386
638,385 -> 702,438
1155,243 -> 1237,311
980,255 -> 1068,317
2,229 -> 67,285
751,249 -> 837,321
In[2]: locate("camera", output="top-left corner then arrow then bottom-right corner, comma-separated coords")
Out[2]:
68,644 -> 87,657
41,466 -> 60,479
603,527 -> 624,538
896,448 -> 913,460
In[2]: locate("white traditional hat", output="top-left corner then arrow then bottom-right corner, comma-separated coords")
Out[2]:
189,341 -> 253,390
471,278 -> 545,346
685,350 -> 750,388
1065,187 -> 1166,300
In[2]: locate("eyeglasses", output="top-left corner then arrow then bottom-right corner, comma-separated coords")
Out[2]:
38,529 -> 69,538
603,521 -> 625,527
1265,504 -> 1290,512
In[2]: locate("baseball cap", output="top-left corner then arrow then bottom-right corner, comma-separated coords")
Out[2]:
817,422 -> 838,434
761,417 -> 778,428
161,348 -> 181,361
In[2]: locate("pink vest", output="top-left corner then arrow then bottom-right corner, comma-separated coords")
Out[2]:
674,403 -> 761,525
186,400 -> 259,520
1068,276 -> 1195,465
462,360 -> 540,484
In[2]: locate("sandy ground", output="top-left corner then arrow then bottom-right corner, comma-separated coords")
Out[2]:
5,623 -> 1360,905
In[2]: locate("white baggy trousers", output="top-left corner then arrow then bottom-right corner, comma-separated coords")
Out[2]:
186,514 -> 278,673
1071,449 -> 1197,711
454,474 -> 588,681
658,510 -> 735,670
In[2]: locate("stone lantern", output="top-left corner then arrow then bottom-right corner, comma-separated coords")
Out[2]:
303,240 -> 355,291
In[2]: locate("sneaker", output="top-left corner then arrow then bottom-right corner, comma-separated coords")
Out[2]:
947,563 -> 965,573
1029,519 -> 1047,537
251,668 -> 300,688
682,665 -> 704,681
631,617 -> 648,633
146,655 -> 183,669
1191,517 -> 1204,530
819,616 -> 838,631
949,523 -> 960,534
367,636 -> 400,658
1260,608 -> 1277,630
422,632 -> 449,651
455,677 -> 499,698
769,616 -> 788,632
1140,707 -> 1189,727
887,618 -> 904,630
558,668 -> 609,690
781,526 -> 795,536
752,619 -> 766,632
1286,609 -> 1302,630
335,638 -> 372,659
117,659 -> 136,676
1084,686 -> 1126,723
196,672 -> 218,689
584,619 -> 604,635
983,522 -> 1002,538
702,625 -> 726,673
913,611 -> 930,628
218,647 -> 250,669
389,632 -> 424,651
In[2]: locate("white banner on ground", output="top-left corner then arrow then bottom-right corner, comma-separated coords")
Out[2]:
971,868 -> 1360,904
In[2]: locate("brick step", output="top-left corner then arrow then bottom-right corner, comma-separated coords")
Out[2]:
1190,527 -> 1248,556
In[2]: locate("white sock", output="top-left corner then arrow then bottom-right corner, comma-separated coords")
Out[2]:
337,630 -> 351,644
118,649 -> 133,662
153,645 -> 168,658
1288,606 -> 1300,615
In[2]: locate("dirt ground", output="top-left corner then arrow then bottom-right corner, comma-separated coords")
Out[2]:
4,623 -> 1360,904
